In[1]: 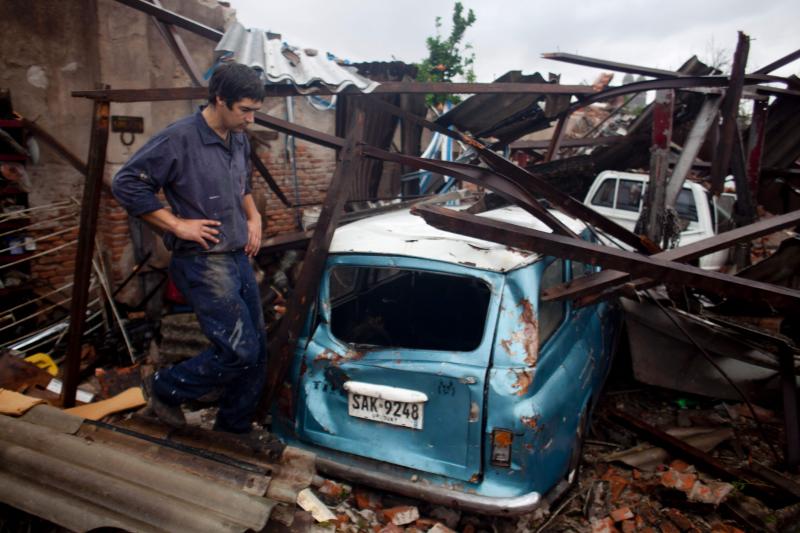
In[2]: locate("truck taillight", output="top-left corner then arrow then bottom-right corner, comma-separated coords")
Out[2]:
491,429 -> 513,467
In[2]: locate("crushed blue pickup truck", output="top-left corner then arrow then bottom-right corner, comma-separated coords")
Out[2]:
273,204 -> 621,514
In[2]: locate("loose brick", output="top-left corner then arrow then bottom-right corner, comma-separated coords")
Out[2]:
381,506 -> 419,526
611,507 -> 634,522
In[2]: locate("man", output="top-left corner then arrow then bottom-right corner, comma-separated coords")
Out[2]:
112,63 -> 267,433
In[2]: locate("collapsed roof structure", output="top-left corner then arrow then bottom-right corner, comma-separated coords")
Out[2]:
3,0 -> 800,528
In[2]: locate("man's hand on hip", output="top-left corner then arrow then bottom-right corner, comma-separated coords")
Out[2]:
174,218 -> 222,250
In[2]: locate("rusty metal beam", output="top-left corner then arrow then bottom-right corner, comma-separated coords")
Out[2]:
72,82 -> 596,103
754,47 -> 800,75
21,118 -> 88,176
413,204 -> 800,311
542,208 -> 800,302
362,148 -> 578,237
258,110 -> 365,417
746,100 -> 769,195
254,111 -> 343,150
544,114 -> 568,162
779,344 -> 800,472
476,148 -> 660,254
250,151 -> 292,207
112,0 -> 223,41
542,52 -> 685,79
509,135 -> 636,150
562,74 -> 765,117
352,95 -> 659,254
150,0 -> 205,87
61,98 -> 111,408
711,32 -> 750,195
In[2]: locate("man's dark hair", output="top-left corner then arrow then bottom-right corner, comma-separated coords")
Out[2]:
208,62 -> 265,108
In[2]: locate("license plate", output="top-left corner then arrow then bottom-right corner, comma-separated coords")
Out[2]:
348,392 -> 424,430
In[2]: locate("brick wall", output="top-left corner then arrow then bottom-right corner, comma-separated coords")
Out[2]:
253,138 -> 338,237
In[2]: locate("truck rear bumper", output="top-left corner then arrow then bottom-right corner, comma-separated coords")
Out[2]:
316,455 -> 571,516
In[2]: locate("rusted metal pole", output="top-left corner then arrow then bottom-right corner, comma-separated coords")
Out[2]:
150,0 -> 205,87
257,110 -> 365,417
544,113 -> 568,162
779,344 -> 800,472
542,208 -> 800,302
746,99 -> 769,197
413,204 -> 800,311
21,119 -> 88,176
711,32 -> 750,195
61,98 -> 110,407
643,89 -> 674,245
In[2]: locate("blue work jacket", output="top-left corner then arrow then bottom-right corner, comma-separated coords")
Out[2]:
112,109 -> 253,254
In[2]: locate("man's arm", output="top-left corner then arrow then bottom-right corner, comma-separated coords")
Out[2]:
242,193 -> 262,257
142,208 -> 221,250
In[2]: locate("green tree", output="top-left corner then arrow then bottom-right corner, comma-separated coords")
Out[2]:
417,2 -> 477,107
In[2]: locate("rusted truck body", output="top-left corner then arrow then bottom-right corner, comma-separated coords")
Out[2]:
274,205 -> 620,514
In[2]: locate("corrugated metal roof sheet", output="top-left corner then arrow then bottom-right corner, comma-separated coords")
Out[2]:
216,22 -> 379,94
436,71 -> 569,144
0,406 -> 277,533
329,205 -> 588,272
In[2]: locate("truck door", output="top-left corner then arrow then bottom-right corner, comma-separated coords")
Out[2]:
293,256 -> 503,483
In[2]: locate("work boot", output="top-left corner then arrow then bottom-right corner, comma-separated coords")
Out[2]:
141,373 -> 186,429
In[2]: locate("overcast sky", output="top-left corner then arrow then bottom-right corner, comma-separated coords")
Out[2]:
228,0 -> 798,84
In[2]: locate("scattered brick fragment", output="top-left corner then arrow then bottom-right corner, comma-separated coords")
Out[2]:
318,479 -> 348,500
621,519 -> 636,533
688,480 -> 733,505
660,520 -> 681,533
378,524 -> 405,533
429,507 -> 460,529
354,487 -> 382,510
669,459 -> 692,473
591,516 -> 619,533
660,468 -> 698,492
414,518 -> 440,530
611,507 -> 634,522
664,507 -> 694,530
428,523 -> 457,533
381,506 -> 420,526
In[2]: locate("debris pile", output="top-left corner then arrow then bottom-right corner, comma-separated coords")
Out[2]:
517,387 -> 800,533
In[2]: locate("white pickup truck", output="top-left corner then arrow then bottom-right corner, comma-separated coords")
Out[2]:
584,171 -> 736,270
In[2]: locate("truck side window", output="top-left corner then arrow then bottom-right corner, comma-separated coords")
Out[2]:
676,188 -> 699,222
617,179 -> 643,212
539,259 -> 565,346
591,179 -> 615,207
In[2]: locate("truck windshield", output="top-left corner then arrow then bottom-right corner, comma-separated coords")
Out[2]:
329,266 -> 491,351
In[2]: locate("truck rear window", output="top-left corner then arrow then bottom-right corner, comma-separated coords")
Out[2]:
329,266 -> 491,351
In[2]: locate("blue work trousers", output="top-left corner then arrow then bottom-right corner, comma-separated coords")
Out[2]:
154,251 -> 267,433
